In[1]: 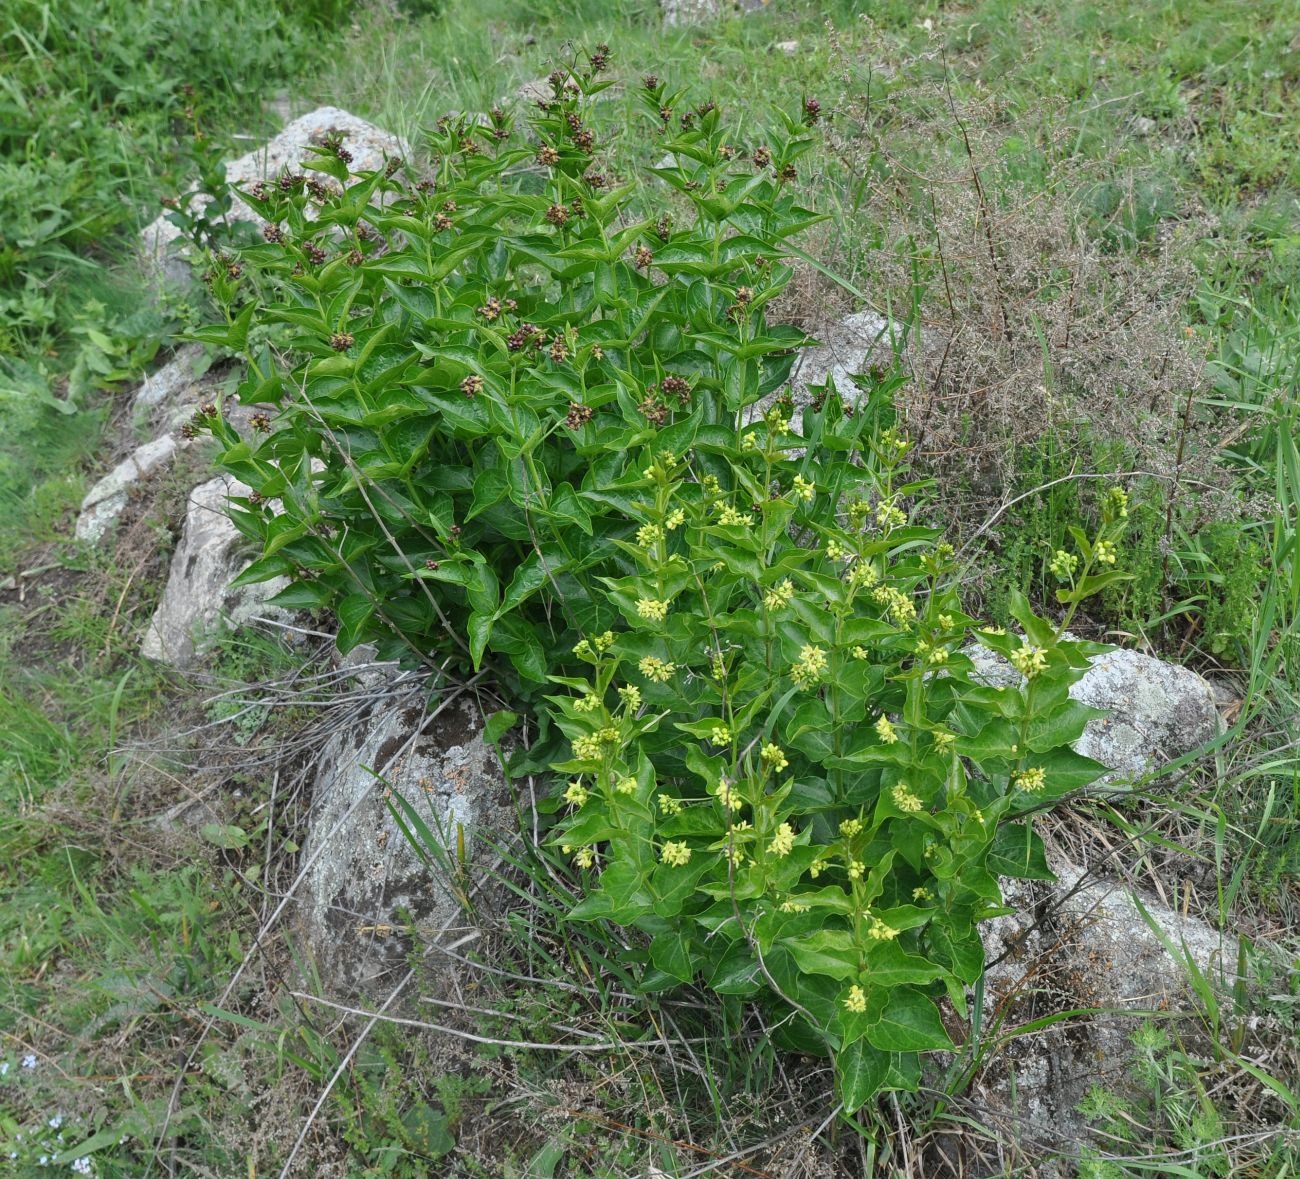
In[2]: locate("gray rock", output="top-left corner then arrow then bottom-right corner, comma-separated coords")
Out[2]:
298,687 -> 509,995
972,851 -> 1231,1159
131,344 -> 207,414
75,434 -> 177,543
140,474 -> 289,667
663,0 -> 767,24
142,106 -> 406,280
964,642 -> 1221,784
775,39 -> 800,54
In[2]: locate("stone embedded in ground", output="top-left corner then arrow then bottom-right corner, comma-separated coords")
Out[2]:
141,106 -> 406,282
775,39 -> 800,54
971,850 -> 1230,1158
298,686 -> 510,996
140,474 -> 289,667
964,643 -> 1221,784
75,434 -> 177,544
662,0 -> 767,24
131,344 -> 207,415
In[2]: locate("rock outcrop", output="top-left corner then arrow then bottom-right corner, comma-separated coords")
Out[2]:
142,106 -> 405,283
75,434 -> 177,543
297,687 -> 510,995
140,475 -> 289,667
965,643 -> 1222,784
969,849 -> 1231,1164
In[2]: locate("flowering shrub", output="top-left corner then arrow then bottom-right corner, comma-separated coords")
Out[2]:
194,50 -> 1131,1112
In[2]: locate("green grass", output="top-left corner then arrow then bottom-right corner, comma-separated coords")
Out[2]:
2,0 -> 1298,1174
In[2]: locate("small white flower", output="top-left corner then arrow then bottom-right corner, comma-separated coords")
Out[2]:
73,1160 -> 94,1176
21,1053 -> 36,1070
0,1061 -> 8,1075
49,1116 -> 63,1129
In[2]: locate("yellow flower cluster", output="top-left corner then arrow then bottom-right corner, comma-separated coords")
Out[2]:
874,715 -> 898,744
892,783 -> 923,814
636,522 -> 664,548
1014,766 -> 1047,792
912,886 -> 934,901
917,640 -> 948,665
791,643 -> 828,688
851,645 -> 869,660
574,691 -> 602,713
716,781 -> 743,811
839,818 -> 864,837
763,579 -> 794,610
573,847 -> 595,869
1049,549 -> 1078,580
718,505 -> 751,527
792,474 -> 815,502
572,631 -> 616,659
779,899 -> 810,913
661,841 -> 692,866
825,539 -> 850,561
847,563 -> 878,591
844,984 -> 867,1013
847,860 -> 865,880
769,822 -> 795,857
1008,642 -> 1049,679
638,655 -> 675,683
760,743 -> 788,773
933,729 -> 955,752
615,776 -> 637,796
710,723 -> 731,745
658,793 -> 683,815
636,597 -> 669,621
876,501 -> 907,530
564,781 -> 589,806
1094,539 -> 1118,565
572,727 -> 620,761
866,916 -> 899,941
618,684 -> 641,710
872,584 -> 917,624
666,507 -> 686,530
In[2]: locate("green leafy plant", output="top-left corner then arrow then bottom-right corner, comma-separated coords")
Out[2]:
197,52 -> 1133,1116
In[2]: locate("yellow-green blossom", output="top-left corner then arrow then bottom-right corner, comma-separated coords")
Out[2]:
573,847 -> 595,869
1008,642 -> 1049,679
661,841 -> 692,867
710,723 -> 731,745
779,899 -> 810,913
618,684 -> 642,710
847,563 -> 879,591
847,860 -> 865,880
665,508 -> 686,530
636,597 -> 669,622
938,613 -> 954,630
564,781 -> 589,806
1014,766 -> 1047,792
792,475 -> 815,502
1049,549 -> 1078,580
594,631 -> 615,652
912,886 -> 934,901
658,793 -> 682,815
638,655 -> 675,683
826,539 -> 850,561
892,783 -> 923,814
1094,539 -> 1118,565
792,643 -> 828,688
851,645 -> 869,660
866,915 -> 899,941
844,984 -> 867,1013
718,504 -> 751,527
874,715 -> 898,744
769,822 -> 795,857
760,743 -> 789,773
1105,486 -> 1129,520
763,579 -> 795,611
716,781 -> 743,811
876,501 -> 907,529
574,691 -> 602,713
636,522 -> 664,548
615,776 -> 638,796
572,735 -> 603,761
839,818 -> 864,837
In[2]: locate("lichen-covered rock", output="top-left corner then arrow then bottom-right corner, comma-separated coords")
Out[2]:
971,852 -> 1231,1160
298,688 -> 510,995
964,643 -> 1221,784
140,475 -> 288,666
131,344 -> 207,415
75,434 -> 177,543
141,107 -> 405,282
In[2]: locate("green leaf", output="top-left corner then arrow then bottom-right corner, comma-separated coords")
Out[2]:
483,710 -> 519,745
865,987 -> 954,1053
467,611 -> 493,669
649,929 -> 696,983
836,1037 -> 890,1112
200,823 -> 249,850
779,928 -> 859,980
